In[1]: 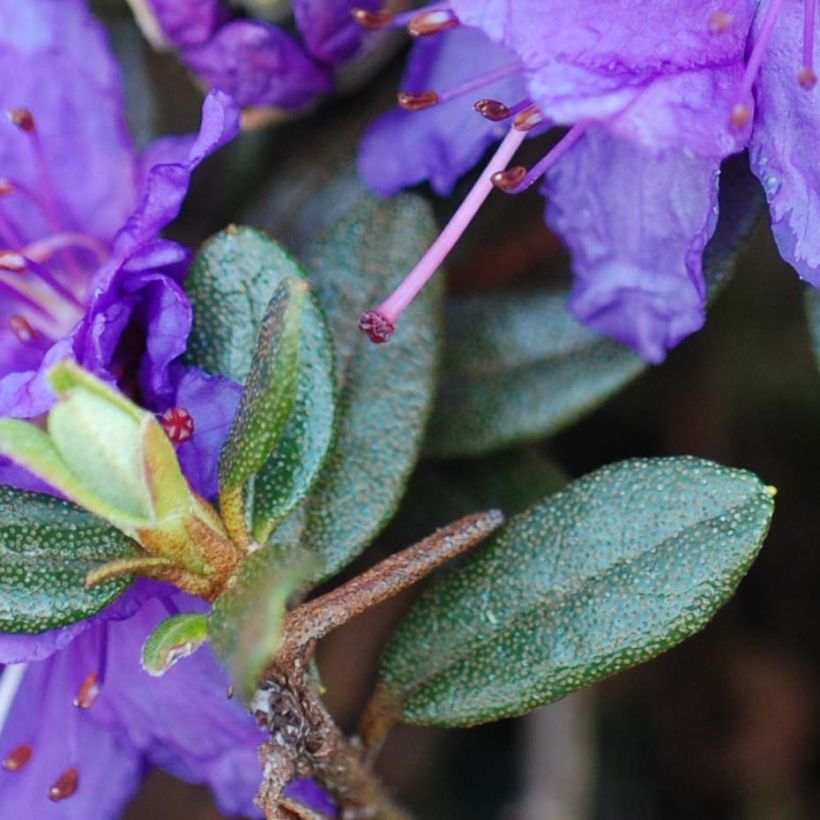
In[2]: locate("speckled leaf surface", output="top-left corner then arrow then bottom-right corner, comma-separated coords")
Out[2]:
293,192 -> 443,579
379,457 -> 774,727
184,226 -> 336,530
209,543 -> 313,701
0,486 -> 138,632
426,158 -> 764,458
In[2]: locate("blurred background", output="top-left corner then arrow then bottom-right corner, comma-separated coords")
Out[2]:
90,3 -> 820,818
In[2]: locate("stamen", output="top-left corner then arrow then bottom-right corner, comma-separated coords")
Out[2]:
24,233 -> 108,265
708,11 -> 734,32
475,99 -> 511,121
2,744 -> 33,772
800,0 -> 818,89
10,315 -> 37,344
0,179 -> 14,196
0,250 -> 26,272
7,109 -> 35,132
161,406 -> 195,444
73,672 -> 101,710
350,8 -> 393,30
408,8 -> 459,37
513,105 -> 545,132
18,256 -> 84,308
492,122 -> 590,194
398,91 -> 440,111
358,124 -> 527,343
730,0 -> 787,129
48,768 -> 79,801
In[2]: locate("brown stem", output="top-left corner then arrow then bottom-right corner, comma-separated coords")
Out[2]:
281,510 -> 503,656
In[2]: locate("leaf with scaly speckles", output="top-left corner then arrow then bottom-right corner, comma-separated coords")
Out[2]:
378,457 -> 774,727
0,486 -> 138,632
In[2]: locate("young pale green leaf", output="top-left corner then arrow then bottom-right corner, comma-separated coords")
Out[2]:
219,277 -> 306,494
142,613 -> 209,676
292,191 -> 443,580
426,158 -> 764,458
185,226 -> 336,536
378,457 -> 774,727
0,486 -> 138,632
208,544 -> 314,701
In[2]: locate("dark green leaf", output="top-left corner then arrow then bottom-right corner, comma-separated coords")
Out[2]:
219,278 -> 305,493
292,191 -> 443,579
209,543 -> 314,701
185,227 -> 336,531
141,613 -> 208,676
0,486 -> 137,632
378,457 -> 774,727
426,157 -> 764,458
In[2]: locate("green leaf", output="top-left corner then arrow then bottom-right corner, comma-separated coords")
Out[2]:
0,486 -> 138,632
185,227 -> 336,535
426,157 -> 764,458
219,277 -> 306,494
142,613 -> 209,676
293,191 -> 443,579
209,544 -> 314,701
378,456 -> 774,727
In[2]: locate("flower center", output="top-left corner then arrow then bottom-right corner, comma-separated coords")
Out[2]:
2,109 -> 109,350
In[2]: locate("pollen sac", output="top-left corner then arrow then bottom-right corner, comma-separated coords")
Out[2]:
359,309 -> 396,344
474,99 -> 511,121
491,165 -> 527,192
10,316 -> 36,344
74,672 -> 101,709
513,105 -> 544,132
48,767 -> 79,802
2,744 -> 33,772
707,10 -> 733,32
7,108 -> 35,132
350,7 -> 393,29
408,9 -> 459,36
398,90 -> 439,111
798,66 -> 818,90
729,102 -> 752,130
0,179 -> 14,196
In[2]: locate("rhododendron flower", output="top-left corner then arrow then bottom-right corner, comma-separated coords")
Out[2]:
357,1 -> 820,363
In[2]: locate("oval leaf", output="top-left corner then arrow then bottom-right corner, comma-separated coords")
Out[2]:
0,486 -> 138,632
185,226 -> 336,536
142,613 -> 209,676
378,457 -> 774,727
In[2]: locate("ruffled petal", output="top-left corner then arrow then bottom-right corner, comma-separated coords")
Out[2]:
0,0 -> 137,243
146,0 -> 224,48
543,129 -> 720,363
182,20 -> 333,109
294,0 -> 379,63
749,0 -> 820,284
359,27 -> 526,196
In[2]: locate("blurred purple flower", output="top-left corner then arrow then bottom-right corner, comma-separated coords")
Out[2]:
357,1 -> 820,362
132,0 -> 381,110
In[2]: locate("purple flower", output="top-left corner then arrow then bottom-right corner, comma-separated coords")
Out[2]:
356,1 -> 820,362
130,0 -> 381,111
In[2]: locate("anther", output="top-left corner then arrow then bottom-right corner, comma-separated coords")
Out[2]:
10,316 -> 36,344
799,66 -> 818,89
0,179 -> 14,196
7,109 -> 35,132
350,7 -> 393,29
708,11 -> 734,32
0,251 -> 26,273
475,99 -> 512,121
730,102 -> 752,130
513,105 -> 544,131
2,744 -> 33,772
161,406 -> 195,444
398,90 -> 439,111
48,768 -> 79,802
74,672 -> 100,710
491,166 -> 527,192
358,310 -> 396,344
407,9 -> 459,37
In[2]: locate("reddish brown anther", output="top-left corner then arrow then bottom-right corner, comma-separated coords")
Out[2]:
474,98 -> 511,121
729,102 -> 752,130
707,10 -> 734,32
358,310 -> 395,344
161,406 -> 195,444
8,109 -> 35,132
491,165 -> 527,192
49,768 -> 79,801
513,105 -> 543,132
74,672 -> 101,710
2,744 -> 33,772
408,9 -> 459,36
0,179 -> 14,196
397,90 -> 439,111
350,7 -> 393,29
10,316 -> 36,344
798,66 -> 818,89
0,251 -> 26,273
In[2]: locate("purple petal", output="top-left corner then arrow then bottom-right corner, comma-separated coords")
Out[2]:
543,128 -> 720,363
749,1 -> 820,285
359,27 -> 526,196
112,90 -> 240,256
0,0 -> 137,244
182,20 -> 333,109
168,366 -> 243,499
0,658 -> 142,819
88,594 -> 265,817
146,0 -> 225,48
284,778 -> 338,817
294,0 -> 379,64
